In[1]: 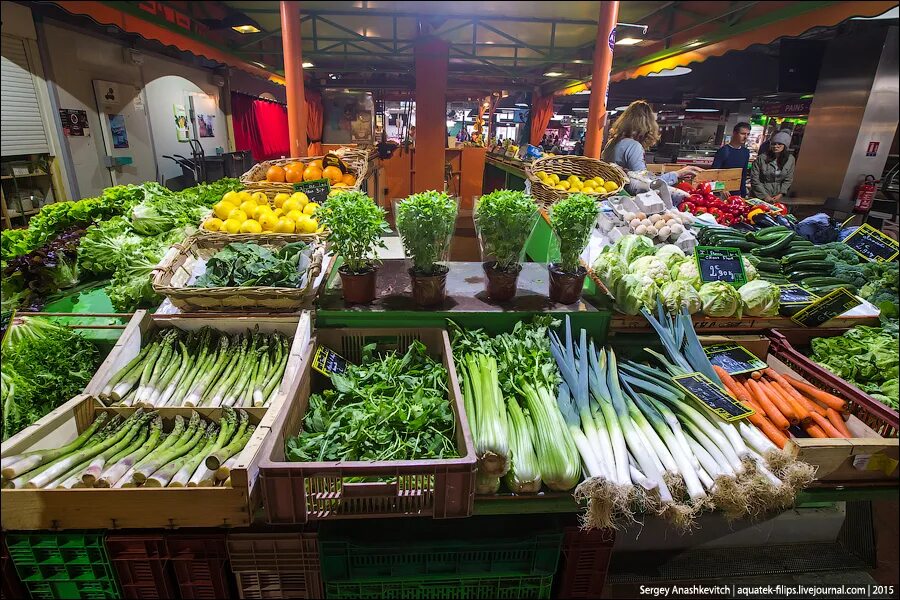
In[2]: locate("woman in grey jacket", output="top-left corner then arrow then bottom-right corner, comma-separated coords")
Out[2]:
750,130 -> 795,201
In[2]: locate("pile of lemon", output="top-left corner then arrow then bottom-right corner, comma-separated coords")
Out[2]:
203,190 -> 321,235
535,171 -> 619,194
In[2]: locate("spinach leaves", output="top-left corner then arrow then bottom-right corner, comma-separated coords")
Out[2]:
194,242 -> 310,288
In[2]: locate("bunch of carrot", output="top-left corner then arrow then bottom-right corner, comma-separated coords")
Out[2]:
713,365 -> 851,449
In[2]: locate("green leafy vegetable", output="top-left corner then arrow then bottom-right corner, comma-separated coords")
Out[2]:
474,190 -> 538,271
549,193 -> 598,272
396,191 -> 457,275
319,191 -> 389,274
195,242 -> 310,288
811,325 -> 898,410
77,217 -> 142,276
738,279 -> 780,317
698,281 -> 742,317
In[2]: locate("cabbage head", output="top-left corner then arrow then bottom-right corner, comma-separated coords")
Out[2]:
698,281 -> 743,317
592,251 -> 627,294
612,234 -> 655,263
615,273 -> 659,315
674,260 -> 702,290
630,255 -> 670,286
660,280 -> 702,315
739,279 -> 780,317
742,257 -> 758,281
656,244 -> 686,269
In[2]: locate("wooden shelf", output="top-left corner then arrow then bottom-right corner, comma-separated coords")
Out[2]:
1,172 -> 48,180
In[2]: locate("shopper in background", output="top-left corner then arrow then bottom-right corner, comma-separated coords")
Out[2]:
602,100 -> 701,185
712,122 -> 752,196
758,127 -> 791,155
750,130 -> 795,201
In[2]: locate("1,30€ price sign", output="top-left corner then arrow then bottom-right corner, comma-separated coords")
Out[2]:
695,246 -> 747,287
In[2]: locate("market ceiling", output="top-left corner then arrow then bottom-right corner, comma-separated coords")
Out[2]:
43,1 -> 897,95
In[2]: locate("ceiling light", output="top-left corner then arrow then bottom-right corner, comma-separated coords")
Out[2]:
686,40 -> 703,47
515,103 -> 529,107
685,108 -> 719,113
232,24 -> 261,34
647,66 -> 692,77
695,97 -> 747,101
251,61 -> 267,69
614,106 -> 629,111
543,71 -> 564,77
575,90 -> 591,95
302,61 -> 314,69
616,37 -> 643,46
571,107 -> 589,111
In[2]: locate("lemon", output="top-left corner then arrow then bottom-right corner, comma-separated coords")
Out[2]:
203,217 -> 223,231
239,201 -> 257,216
227,208 -> 248,222
213,201 -> 236,220
536,171 -> 547,179
286,209 -> 305,223
303,202 -> 319,216
273,218 -> 295,233
223,218 -> 242,234
558,181 -> 570,190
273,193 -> 290,208
555,185 -> 568,191
273,208 -> 285,217
252,191 -> 268,205
296,216 -> 317,234
222,191 -> 240,205
567,175 -> 579,183
291,191 -> 309,205
283,198 -> 302,214
252,204 -> 273,221
549,173 -> 560,184
604,180 -> 618,193
570,184 -> 583,192
240,219 -> 263,234
258,212 -> 279,231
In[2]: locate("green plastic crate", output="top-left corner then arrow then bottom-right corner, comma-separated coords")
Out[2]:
325,573 -> 554,599
6,532 -> 121,600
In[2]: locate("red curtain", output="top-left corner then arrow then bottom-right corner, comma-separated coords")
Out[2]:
231,92 -> 290,161
306,89 -> 324,156
529,94 -> 554,146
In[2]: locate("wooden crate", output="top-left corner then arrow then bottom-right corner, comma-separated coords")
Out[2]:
647,164 -> 743,193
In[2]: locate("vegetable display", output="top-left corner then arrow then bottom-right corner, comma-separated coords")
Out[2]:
285,341 -> 457,462
676,183 -> 751,227
1,407 -> 253,489
99,327 -> 290,408
474,190 -> 538,271
194,242 -> 312,288
1,316 -> 101,441
395,191 -> 457,276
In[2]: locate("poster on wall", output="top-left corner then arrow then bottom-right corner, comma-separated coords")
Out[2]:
174,104 -> 190,142
323,91 -> 374,144
109,114 -> 129,148
198,114 -> 215,138
59,108 -> 89,136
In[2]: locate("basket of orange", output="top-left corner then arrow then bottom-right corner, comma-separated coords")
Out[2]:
199,188 -> 324,240
240,149 -> 368,194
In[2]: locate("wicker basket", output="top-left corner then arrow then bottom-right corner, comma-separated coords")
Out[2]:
195,206 -> 327,242
152,233 -> 327,312
525,155 -> 628,210
240,148 -> 369,194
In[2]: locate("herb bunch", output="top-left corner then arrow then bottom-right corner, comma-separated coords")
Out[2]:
396,191 -> 457,275
319,191 -> 389,274
550,193 -> 598,272
474,190 -> 538,271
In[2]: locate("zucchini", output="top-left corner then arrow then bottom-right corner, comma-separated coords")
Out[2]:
749,226 -> 791,242
756,262 -> 784,274
713,240 -> 760,252
808,284 -> 858,296
788,270 -> 825,282
755,232 -> 796,257
800,276 -> 853,287
782,250 -> 827,265
788,260 -> 834,273
788,239 -> 814,248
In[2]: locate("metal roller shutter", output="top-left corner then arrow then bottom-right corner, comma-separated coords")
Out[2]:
1,34 -> 49,157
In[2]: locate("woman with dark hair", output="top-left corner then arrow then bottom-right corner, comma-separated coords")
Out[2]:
750,130 -> 795,201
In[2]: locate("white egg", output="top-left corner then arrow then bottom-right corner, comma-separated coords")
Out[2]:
646,226 -> 658,237
658,226 -> 671,240
634,224 -> 648,236
629,218 -> 642,229
636,212 -> 647,220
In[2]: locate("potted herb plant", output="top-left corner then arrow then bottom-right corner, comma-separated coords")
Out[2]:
318,191 -> 389,304
395,191 -> 458,306
548,193 -> 598,304
474,190 -> 538,302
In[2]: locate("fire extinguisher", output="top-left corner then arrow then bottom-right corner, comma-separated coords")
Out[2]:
853,174 -> 877,214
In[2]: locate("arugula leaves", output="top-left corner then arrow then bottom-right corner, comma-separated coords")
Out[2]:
194,242 -> 311,288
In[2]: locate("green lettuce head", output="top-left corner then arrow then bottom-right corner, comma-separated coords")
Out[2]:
698,281 -> 742,317
661,280 -> 702,315
612,234 -> 655,263
739,279 -> 780,317
655,244 -> 687,270
615,273 -> 659,315
592,252 -> 627,294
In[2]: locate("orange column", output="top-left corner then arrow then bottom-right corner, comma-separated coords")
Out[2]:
584,1 -> 619,158
280,0 -> 307,157
413,37 -> 449,192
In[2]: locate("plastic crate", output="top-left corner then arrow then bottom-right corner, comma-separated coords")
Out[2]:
106,533 -> 177,599
167,532 -> 234,599
769,329 -> 899,437
1,533 -> 27,600
259,327 -> 476,524
324,573 -> 554,599
6,531 -> 120,599
319,519 -> 563,582
227,532 -> 322,599
554,527 -> 615,599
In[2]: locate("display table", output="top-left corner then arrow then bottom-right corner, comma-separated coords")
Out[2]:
484,154 -> 528,193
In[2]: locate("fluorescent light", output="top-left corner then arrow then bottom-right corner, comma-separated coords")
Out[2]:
571,107 -> 589,111
616,37 -> 642,46
515,103 -> 529,107
232,24 -> 261,34
695,97 -> 747,101
302,61 -> 314,68
251,61 -> 267,69
614,106 -> 629,111
686,40 -> 703,47
685,108 -> 719,113
575,90 -> 591,95
543,71 -> 564,77
647,66 -> 692,77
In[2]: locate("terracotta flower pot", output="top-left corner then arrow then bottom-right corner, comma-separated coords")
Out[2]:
339,265 -> 378,304
548,264 -> 587,305
482,261 -> 521,302
409,265 -> 449,307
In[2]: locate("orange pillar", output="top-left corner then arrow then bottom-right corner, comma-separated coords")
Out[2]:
280,0 -> 307,157
413,37 -> 449,192
584,1 -> 619,158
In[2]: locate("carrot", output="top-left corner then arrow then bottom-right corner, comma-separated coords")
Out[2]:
760,379 -> 799,425
826,408 -> 852,438
810,411 -> 845,438
773,373 -> 826,415
747,379 -> 789,430
784,374 -> 848,413
771,380 -> 811,425
804,423 -> 828,438
750,371 -> 762,380
749,413 -> 789,449
714,366 -> 754,405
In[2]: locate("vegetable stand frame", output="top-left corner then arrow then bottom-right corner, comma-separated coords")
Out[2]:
258,327 -> 477,524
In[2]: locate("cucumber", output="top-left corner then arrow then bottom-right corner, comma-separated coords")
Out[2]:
755,232 -> 796,257
800,276 -> 853,287
788,260 -> 834,273
783,250 -> 827,265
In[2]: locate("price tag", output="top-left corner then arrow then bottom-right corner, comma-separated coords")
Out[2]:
293,178 -> 331,204
842,223 -> 899,262
695,246 -> 747,287
673,372 -> 754,422
704,344 -> 768,376
779,284 -> 819,305
790,287 -> 862,327
312,345 -> 349,376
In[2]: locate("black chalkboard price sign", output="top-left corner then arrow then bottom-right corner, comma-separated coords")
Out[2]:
843,223 -> 899,262
703,344 -> 768,376
695,246 -> 747,287
779,284 -> 819,305
790,287 -> 862,327
673,372 -> 754,422
293,178 -> 331,205
312,345 -> 348,376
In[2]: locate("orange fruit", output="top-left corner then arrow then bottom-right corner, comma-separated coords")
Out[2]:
322,166 -> 343,185
303,165 -> 323,181
266,165 -> 286,182
284,163 -> 304,183
310,159 -> 323,170
341,173 -> 356,186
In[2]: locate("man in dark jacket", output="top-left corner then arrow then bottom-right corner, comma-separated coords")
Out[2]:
711,122 -> 751,196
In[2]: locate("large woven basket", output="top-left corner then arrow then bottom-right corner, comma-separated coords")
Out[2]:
525,155 -> 628,210
152,233 -> 327,312
240,148 -> 369,193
